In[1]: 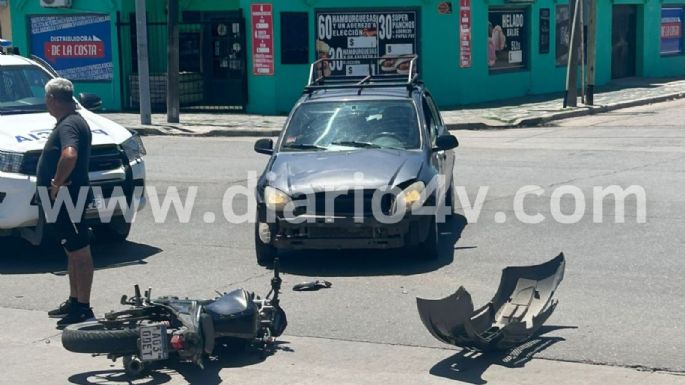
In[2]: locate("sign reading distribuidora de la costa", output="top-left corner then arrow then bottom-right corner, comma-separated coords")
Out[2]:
29,14 -> 113,81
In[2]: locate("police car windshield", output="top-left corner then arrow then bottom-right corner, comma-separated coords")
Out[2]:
282,100 -> 420,152
0,66 -> 52,114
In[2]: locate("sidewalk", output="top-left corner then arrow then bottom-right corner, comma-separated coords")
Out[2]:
103,77 -> 685,137
2,307 -> 683,385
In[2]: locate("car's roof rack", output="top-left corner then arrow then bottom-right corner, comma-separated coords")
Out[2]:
304,55 -> 420,96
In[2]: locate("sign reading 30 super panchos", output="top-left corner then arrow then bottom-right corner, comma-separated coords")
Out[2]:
315,8 -> 419,77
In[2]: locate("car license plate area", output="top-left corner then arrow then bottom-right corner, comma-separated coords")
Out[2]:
308,226 -> 373,239
139,324 -> 168,362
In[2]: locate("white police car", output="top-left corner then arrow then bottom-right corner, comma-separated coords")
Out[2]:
0,44 -> 146,245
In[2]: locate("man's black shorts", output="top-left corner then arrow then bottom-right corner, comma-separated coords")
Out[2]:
51,201 -> 90,252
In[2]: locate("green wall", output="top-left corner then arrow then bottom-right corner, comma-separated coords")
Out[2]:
10,0 -> 685,112
241,0 -> 685,115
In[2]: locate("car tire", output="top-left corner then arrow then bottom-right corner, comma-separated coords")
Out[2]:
417,215 -> 439,260
93,217 -> 131,243
254,222 -> 277,267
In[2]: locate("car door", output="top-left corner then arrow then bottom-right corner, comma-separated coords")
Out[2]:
422,93 -> 452,195
425,93 -> 455,187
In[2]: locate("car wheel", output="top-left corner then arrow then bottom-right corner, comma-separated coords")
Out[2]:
254,222 -> 277,267
417,215 -> 439,260
93,217 -> 131,243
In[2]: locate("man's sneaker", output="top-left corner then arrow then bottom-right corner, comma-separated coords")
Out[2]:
48,299 -> 74,318
56,307 -> 95,327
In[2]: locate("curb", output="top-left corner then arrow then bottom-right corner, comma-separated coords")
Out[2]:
445,91 -> 685,130
126,91 -> 685,136
133,127 -> 282,137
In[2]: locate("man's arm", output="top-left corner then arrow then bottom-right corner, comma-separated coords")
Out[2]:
52,146 -> 78,187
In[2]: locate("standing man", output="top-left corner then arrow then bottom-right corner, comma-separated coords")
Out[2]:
37,78 -> 95,326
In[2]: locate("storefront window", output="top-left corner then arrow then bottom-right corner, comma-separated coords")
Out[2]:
660,7 -> 684,56
488,8 -> 528,72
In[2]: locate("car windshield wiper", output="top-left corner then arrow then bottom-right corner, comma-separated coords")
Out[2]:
330,140 -> 382,149
282,143 -> 328,151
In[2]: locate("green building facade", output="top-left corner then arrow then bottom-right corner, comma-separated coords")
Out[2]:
9,0 -> 685,114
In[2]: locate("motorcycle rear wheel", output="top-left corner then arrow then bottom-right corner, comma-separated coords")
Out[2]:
62,321 -> 139,354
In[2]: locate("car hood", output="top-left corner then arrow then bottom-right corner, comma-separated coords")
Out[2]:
267,149 -> 427,194
0,110 -> 132,153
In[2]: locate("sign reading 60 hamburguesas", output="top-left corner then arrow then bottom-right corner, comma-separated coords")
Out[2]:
315,9 -> 418,77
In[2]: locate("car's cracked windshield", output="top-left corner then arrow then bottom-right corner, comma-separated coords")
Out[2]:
281,100 -> 420,152
0,66 -> 52,115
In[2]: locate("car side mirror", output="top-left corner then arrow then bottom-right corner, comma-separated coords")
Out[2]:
79,93 -> 102,111
433,134 -> 459,151
254,138 -> 274,155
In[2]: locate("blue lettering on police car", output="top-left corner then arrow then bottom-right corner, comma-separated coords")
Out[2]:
15,129 -> 109,142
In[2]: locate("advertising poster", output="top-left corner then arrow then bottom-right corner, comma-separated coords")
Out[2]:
488,8 -> 527,71
661,8 -> 684,55
555,5 -> 571,66
251,3 -> 274,76
540,8 -> 551,54
459,0 -> 472,68
315,8 -> 418,77
29,14 -> 113,81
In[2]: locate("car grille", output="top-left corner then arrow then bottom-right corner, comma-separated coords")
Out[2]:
292,190 -> 393,216
20,145 -> 124,176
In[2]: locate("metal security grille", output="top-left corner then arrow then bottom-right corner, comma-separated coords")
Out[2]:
116,11 -> 247,112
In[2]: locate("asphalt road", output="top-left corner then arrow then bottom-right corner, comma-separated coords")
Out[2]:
2,99 -> 685,381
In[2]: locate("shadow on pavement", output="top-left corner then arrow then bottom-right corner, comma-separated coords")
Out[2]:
0,238 -> 162,275
68,369 -> 172,385
430,325 -> 577,385
277,214 -> 469,277
67,341 -> 293,385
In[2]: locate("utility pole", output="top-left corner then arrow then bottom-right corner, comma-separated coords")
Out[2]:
564,0 -> 582,108
167,0 -> 180,123
135,0 -> 151,125
586,0 -> 597,105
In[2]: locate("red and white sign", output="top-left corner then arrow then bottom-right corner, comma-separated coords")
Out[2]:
459,0 -> 471,68
44,40 -> 105,63
251,3 -> 274,76
661,22 -> 682,39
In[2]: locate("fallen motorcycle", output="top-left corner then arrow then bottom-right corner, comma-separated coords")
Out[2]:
62,258 -> 287,377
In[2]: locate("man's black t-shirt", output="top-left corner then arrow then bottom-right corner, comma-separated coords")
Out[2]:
36,113 -> 92,193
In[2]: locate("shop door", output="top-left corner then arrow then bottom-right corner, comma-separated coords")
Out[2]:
204,18 -> 247,107
611,5 -> 637,79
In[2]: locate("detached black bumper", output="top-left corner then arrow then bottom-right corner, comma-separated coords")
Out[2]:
416,253 -> 566,351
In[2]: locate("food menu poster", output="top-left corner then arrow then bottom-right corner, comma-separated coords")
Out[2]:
459,0 -> 472,68
251,3 -> 274,76
29,14 -> 113,81
488,8 -> 527,71
315,8 -> 419,77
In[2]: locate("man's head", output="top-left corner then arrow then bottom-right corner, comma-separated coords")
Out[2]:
45,78 -> 75,117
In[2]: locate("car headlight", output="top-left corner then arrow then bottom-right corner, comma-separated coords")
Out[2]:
121,132 -> 147,161
264,186 -> 291,210
0,150 -> 24,173
392,181 -> 426,214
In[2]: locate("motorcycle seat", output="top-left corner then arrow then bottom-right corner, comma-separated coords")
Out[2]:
205,289 -> 250,317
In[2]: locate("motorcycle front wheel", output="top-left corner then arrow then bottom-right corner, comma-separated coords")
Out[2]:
62,321 -> 139,354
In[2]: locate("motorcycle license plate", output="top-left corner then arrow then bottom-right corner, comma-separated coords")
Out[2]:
139,324 -> 168,362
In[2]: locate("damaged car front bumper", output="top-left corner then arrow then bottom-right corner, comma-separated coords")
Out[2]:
416,253 -> 565,351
